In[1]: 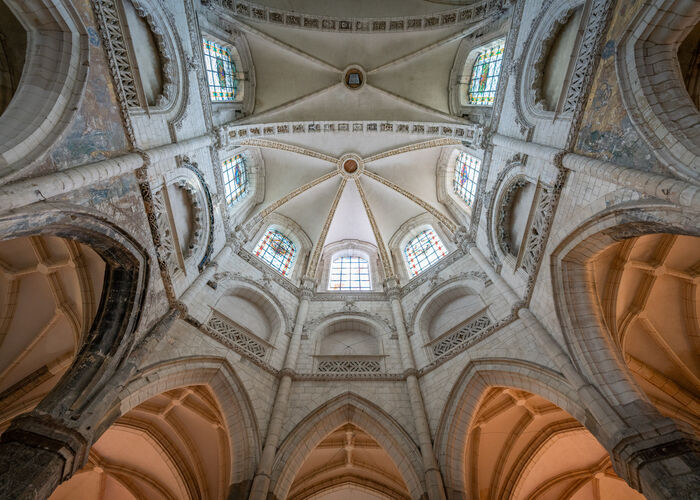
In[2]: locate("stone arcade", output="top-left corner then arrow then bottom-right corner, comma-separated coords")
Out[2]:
0,0 -> 698,499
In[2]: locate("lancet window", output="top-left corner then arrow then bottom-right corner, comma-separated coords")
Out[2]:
222,154 -> 248,204
202,38 -> 238,102
467,40 -> 504,106
403,228 -> 448,276
328,256 -> 371,291
255,229 -> 296,276
454,152 -> 481,206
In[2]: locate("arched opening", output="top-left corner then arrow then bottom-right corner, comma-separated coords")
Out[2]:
465,386 -> 645,500
121,0 -> 163,107
497,179 -> 538,260
271,394 -> 425,500
0,235 -> 104,430
678,20 -> 700,111
418,285 -> 487,342
49,385 -> 231,500
0,0 -> 25,118
589,233 -> 700,432
214,287 -> 282,342
538,6 -> 584,111
287,423 -> 410,500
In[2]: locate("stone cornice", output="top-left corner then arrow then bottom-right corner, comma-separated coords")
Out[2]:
203,0 -> 506,33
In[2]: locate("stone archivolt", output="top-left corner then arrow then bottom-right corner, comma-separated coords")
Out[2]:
0,0 -> 698,499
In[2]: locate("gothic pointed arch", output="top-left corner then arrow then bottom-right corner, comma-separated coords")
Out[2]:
109,356 -> 262,493
551,202 -> 700,431
434,358 -> 586,496
270,392 -> 425,500
0,0 -> 89,183
0,204 -> 148,498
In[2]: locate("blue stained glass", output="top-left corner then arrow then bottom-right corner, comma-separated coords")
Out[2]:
403,229 -> 448,277
255,229 -> 296,276
453,152 -> 481,206
328,256 -> 371,291
203,38 -> 238,102
467,40 -> 504,106
222,154 -> 248,204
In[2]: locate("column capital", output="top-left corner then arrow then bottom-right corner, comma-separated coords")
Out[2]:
384,277 -> 401,299
300,277 -> 316,299
0,413 -> 89,480
611,425 -> 700,499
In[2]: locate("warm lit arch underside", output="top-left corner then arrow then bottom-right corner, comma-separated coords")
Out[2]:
288,423 -> 411,500
466,387 -> 645,500
50,385 -> 231,500
590,233 -> 700,432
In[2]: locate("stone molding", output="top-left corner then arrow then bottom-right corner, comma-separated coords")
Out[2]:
203,0 -> 505,33
430,312 -> 493,359
220,121 -> 479,147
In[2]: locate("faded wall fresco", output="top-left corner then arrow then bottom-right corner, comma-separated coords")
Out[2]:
575,0 -> 664,175
53,172 -> 169,333
33,0 -> 129,176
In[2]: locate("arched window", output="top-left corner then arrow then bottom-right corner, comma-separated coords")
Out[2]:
222,154 -> 248,204
403,228 -> 448,277
328,256 -> 371,291
254,228 -> 296,276
454,151 -> 481,206
202,38 -> 238,102
467,40 -> 504,106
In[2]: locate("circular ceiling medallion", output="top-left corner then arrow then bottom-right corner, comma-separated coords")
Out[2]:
343,65 -> 365,90
343,159 -> 358,173
338,153 -> 364,178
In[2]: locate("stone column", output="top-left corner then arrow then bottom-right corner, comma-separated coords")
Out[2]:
179,243 -> 233,308
387,280 -> 447,500
248,279 -> 314,500
518,307 -> 700,500
468,245 -> 519,304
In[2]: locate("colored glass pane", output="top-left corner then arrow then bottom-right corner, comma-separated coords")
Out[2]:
255,229 -> 296,276
467,41 -> 504,106
222,154 -> 248,204
453,152 -> 481,206
403,229 -> 448,277
202,38 -> 238,102
328,256 -> 371,291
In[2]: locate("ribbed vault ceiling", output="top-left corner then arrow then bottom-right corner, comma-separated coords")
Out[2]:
226,8 -> 489,275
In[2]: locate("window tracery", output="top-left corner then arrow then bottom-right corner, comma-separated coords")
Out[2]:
403,228 -> 448,276
222,154 -> 248,204
454,151 -> 481,207
254,228 -> 296,276
467,40 -> 504,106
202,38 -> 238,102
328,256 -> 371,291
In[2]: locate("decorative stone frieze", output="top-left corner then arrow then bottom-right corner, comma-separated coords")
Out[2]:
205,311 -> 268,359
317,359 -> 382,374
431,312 -> 492,359
202,0 -> 505,33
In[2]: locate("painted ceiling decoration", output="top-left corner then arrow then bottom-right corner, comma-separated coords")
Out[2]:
0,0 -> 698,499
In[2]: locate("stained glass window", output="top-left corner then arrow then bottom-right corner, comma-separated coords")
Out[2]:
454,152 -> 481,206
222,154 -> 248,204
202,38 -> 238,102
403,229 -> 448,277
328,256 -> 371,291
255,229 -> 296,276
467,41 -> 504,106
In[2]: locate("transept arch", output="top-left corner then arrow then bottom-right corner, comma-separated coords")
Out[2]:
110,355 -> 261,491
51,384 -> 231,500
551,202 -> 700,429
435,358 -> 587,496
0,0 -> 89,182
616,0 -> 700,182
0,204 -> 148,498
270,392 -> 426,500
